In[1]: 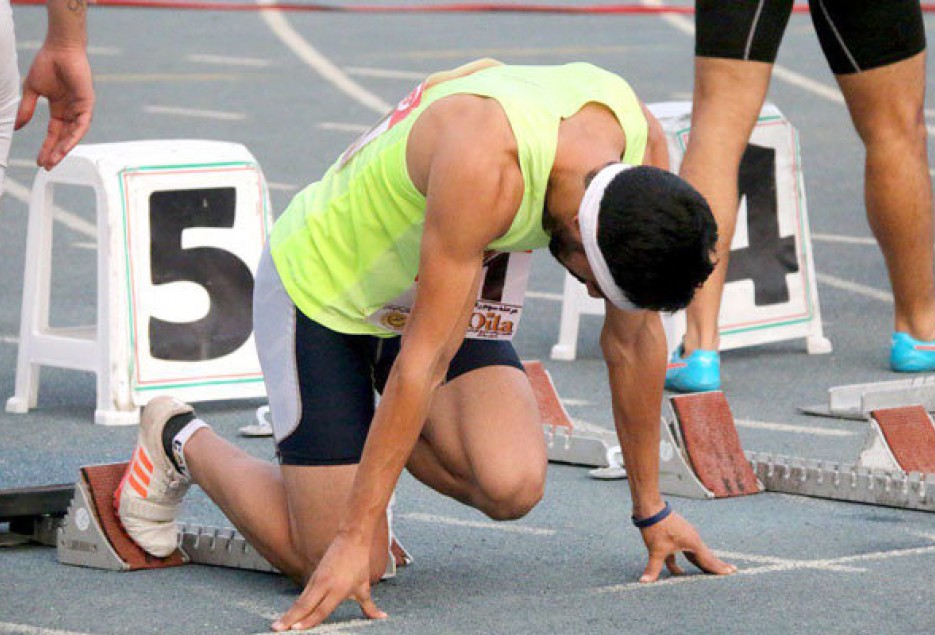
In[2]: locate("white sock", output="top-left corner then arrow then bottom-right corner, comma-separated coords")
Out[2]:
171,419 -> 209,479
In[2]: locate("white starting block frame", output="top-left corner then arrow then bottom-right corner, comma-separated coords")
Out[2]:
6,140 -> 272,425
800,375 -> 935,421
551,102 -> 832,361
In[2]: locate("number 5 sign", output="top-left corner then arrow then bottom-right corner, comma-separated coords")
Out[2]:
7,140 -> 272,425
124,156 -> 271,404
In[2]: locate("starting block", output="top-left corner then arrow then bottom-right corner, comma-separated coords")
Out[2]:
800,376 -> 935,421
0,483 -> 73,547
524,361 -> 615,468
58,463 -> 188,570
858,406 -> 935,474
54,462 -> 406,578
657,392 -> 764,499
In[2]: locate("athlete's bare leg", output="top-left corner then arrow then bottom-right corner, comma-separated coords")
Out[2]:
836,51 -> 935,340
678,57 -> 774,353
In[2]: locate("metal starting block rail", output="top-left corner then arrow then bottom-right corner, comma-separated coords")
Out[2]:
800,375 -> 935,420
524,361 -> 615,469
747,452 -> 935,513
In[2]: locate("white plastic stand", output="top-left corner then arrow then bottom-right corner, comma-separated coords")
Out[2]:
551,102 -> 832,361
6,141 -> 272,425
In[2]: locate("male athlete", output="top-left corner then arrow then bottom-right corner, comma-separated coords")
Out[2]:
116,60 -> 735,630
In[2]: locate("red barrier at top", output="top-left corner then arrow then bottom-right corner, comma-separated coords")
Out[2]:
13,1 -> 935,13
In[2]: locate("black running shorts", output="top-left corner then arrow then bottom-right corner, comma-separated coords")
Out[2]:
696,0 -> 926,75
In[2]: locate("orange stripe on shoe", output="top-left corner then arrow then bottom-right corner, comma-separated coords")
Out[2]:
132,459 -> 151,486
137,447 -> 154,473
128,472 -> 148,498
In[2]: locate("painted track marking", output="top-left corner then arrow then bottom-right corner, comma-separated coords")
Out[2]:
593,542 -> 935,594
188,53 -> 272,67
401,512 -> 555,536
2,178 -> 95,238
143,105 -> 246,120
257,0 -> 390,114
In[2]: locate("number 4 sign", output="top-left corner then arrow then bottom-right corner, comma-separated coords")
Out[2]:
550,102 -> 832,361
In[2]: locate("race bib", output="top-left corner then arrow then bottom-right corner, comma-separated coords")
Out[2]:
367,251 -> 532,340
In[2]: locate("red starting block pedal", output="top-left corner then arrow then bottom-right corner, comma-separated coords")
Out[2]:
523,361 -> 616,469
859,405 -> 935,474
663,392 -> 763,499
58,462 -> 186,571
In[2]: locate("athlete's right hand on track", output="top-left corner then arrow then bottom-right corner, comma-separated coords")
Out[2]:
271,533 -> 388,632
637,511 -> 737,583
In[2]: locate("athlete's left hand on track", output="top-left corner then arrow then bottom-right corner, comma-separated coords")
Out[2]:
271,533 -> 388,632
637,511 -> 737,583
15,44 -> 94,171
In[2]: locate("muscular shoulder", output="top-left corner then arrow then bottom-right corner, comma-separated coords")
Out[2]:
408,94 -> 523,239
408,95 -> 519,192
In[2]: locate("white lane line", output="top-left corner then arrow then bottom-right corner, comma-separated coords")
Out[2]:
15,41 -> 120,56
267,181 -> 299,192
71,241 -> 96,250
1,335 -> 18,344
594,543 -> 935,594
401,512 -> 555,536
669,91 -> 692,100
144,105 -> 246,121
345,66 -> 425,81
0,623 -> 96,635
194,590 -> 376,634
735,418 -> 855,437
257,0 -> 390,115
525,290 -> 563,302
3,177 -> 96,238
562,398 -> 593,407
811,233 -> 876,246
95,73 -> 247,84
251,620 -> 376,635
385,45 -> 634,61
817,272 -> 892,303
187,53 -> 272,67
317,122 -> 370,134
7,158 -> 38,169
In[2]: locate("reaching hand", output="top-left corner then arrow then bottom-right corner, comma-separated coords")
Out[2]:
15,43 -> 94,170
637,511 -> 736,583
272,533 -> 387,632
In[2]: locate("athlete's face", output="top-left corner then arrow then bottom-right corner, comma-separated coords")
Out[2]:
549,226 -> 607,300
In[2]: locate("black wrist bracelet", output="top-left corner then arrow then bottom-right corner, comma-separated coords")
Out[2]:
631,501 -> 672,529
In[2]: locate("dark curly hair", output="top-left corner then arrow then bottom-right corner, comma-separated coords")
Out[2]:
596,165 -> 717,312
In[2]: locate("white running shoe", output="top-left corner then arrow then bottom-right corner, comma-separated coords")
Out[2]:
115,396 -> 194,557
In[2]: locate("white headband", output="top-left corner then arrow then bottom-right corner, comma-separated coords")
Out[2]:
578,162 -> 638,311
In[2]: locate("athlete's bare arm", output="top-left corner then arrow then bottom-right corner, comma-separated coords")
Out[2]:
272,95 -> 523,632
601,307 -> 735,581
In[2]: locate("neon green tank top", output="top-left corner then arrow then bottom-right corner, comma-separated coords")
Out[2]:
270,62 -> 647,336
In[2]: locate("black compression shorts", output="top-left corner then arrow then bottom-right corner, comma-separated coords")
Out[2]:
696,0 -> 926,75
276,309 -> 524,466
